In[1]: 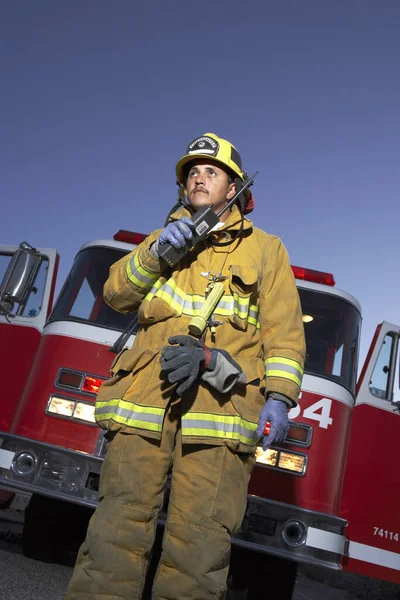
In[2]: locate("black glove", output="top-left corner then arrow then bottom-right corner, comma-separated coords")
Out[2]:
160,335 -> 209,396
160,335 -> 246,396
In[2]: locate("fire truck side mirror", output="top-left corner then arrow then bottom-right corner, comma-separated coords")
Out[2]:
0,242 -> 42,317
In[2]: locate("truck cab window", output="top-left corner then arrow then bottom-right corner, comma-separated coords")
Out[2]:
0,253 -> 49,317
394,346 -> 400,406
299,288 -> 361,394
369,333 -> 398,402
0,254 -> 11,282
48,247 -> 134,331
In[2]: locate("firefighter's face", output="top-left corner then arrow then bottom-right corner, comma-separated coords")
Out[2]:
185,160 -> 236,220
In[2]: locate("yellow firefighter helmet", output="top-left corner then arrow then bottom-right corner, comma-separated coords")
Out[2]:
175,132 -> 246,185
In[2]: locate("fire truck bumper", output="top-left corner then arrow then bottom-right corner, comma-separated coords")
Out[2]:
0,434 -> 348,570
231,494 -> 348,570
0,433 -> 102,508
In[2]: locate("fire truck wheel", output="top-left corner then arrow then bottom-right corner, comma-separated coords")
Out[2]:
22,494 -> 93,566
246,557 -> 297,599
229,546 -> 298,600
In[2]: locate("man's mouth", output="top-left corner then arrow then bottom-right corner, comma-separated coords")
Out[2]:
192,188 -> 208,195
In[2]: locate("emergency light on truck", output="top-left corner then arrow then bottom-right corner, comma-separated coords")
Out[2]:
56,369 -> 105,396
82,376 -> 103,395
291,265 -> 335,286
113,230 -> 148,245
112,229 -> 337,288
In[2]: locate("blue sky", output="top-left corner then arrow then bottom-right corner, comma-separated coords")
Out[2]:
1,1 -> 399,370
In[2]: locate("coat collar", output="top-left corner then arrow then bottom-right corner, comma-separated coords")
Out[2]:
168,203 -> 253,234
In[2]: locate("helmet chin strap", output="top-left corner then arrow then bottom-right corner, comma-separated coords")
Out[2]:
163,188 -> 187,227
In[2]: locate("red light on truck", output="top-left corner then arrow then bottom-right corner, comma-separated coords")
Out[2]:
82,376 -> 104,395
113,230 -> 148,245
56,369 -> 106,396
291,265 -> 335,286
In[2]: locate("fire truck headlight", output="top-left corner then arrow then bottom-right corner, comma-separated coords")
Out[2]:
278,451 -> 306,474
48,396 -> 75,417
73,402 -> 96,423
255,446 -> 307,475
255,447 -> 278,467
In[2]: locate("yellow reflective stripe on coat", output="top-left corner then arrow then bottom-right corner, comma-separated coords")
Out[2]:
264,357 -> 304,387
95,399 -> 164,432
182,412 -> 258,446
233,292 -> 250,319
145,277 -> 260,327
126,253 -> 160,289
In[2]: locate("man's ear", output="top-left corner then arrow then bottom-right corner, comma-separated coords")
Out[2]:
226,182 -> 236,200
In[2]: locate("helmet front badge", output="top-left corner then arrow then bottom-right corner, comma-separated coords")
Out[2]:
186,136 -> 219,157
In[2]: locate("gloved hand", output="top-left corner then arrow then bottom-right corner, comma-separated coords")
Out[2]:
158,217 -> 195,250
160,335 -> 209,396
256,396 -> 289,450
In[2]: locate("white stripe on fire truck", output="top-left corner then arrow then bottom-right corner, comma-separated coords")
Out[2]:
349,541 -> 400,571
301,374 -> 354,409
306,527 -> 347,555
42,321 -> 135,348
0,318 -> 43,334
307,528 -> 400,571
354,396 -> 398,413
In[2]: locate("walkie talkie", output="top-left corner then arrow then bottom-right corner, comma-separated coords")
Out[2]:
158,171 -> 259,267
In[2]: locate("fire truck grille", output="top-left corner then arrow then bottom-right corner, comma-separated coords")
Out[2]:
248,513 -> 277,536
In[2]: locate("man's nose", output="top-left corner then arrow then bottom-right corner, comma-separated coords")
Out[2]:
194,172 -> 205,184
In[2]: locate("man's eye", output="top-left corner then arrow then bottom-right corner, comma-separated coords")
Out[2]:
208,169 -> 216,176
189,170 -> 198,178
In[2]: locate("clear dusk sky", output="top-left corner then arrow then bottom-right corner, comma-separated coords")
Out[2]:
1,0 -> 399,371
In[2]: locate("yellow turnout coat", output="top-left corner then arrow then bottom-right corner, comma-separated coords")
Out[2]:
95,205 -> 306,453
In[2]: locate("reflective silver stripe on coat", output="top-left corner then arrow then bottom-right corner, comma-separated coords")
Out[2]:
265,357 -> 304,387
126,253 -> 159,289
145,277 -> 260,326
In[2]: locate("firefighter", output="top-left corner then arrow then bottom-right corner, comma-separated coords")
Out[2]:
65,133 -> 306,600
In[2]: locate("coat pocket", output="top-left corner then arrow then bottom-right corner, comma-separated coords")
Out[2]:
109,347 -> 132,375
138,275 -> 183,324
102,347 -> 158,396
228,265 -> 259,331
95,348 -> 159,431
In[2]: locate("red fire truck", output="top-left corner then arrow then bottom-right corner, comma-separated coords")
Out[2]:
0,233 -> 399,598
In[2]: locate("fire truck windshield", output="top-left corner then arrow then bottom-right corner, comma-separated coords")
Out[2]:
48,247 -> 134,331
298,288 -> 361,394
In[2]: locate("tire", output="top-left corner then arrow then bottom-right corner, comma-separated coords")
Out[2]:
22,494 -> 93,566
229,546 -> 298,600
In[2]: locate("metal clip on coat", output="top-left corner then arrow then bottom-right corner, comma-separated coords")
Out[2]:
188,282 -> 225,336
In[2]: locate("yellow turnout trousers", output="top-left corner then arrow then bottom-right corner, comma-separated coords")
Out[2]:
65,399 -> 255,600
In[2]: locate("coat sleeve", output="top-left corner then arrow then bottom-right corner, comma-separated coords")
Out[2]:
103,229 -> 165,313
259,236 -> 306,407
